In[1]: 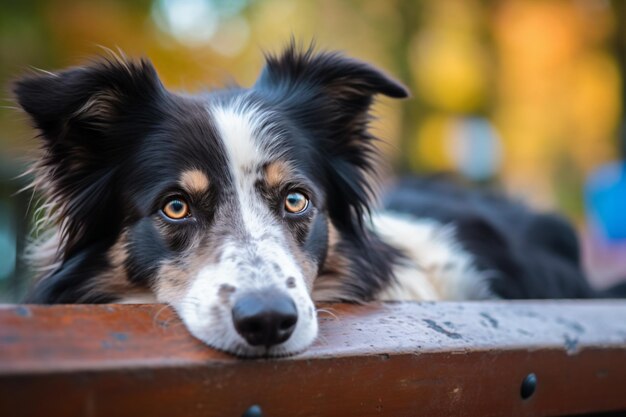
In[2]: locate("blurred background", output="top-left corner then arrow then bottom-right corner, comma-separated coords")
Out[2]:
1,0 -> 626,300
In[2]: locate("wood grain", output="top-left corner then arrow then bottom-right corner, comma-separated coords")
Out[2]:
1,301 -> 626,417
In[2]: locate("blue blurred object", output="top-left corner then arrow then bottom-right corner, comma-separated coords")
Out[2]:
0,202 -> 16,283
585,161 -> 626,242
447,117 -> 502,181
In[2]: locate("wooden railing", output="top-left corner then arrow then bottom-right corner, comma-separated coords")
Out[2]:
1,301 -> 626,417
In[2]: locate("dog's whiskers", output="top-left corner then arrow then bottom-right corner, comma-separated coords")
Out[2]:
152,304 -> 173,325
316,307 -> 339,320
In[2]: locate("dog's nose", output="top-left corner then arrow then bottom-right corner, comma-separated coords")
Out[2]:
232,290 -> 298,348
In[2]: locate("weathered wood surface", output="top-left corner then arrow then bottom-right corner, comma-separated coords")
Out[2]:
1,301 -> 626,417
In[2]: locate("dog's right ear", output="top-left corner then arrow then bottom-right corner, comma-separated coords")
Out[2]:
13,55 -> 163,144
13,55 -> 165,259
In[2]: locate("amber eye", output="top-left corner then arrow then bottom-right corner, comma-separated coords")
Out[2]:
162,197 -> 190,220
284,192 -> 309,214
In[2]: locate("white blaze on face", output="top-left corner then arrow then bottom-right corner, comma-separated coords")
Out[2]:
172,102 -> 318,357
212,104 -> 272,240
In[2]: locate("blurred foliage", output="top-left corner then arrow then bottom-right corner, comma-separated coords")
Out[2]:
1,0 -> 625,295
1,0 -> 623,209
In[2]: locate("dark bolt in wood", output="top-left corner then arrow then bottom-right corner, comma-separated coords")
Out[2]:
520,373 -> 537,399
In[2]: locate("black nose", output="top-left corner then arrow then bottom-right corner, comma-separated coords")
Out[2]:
232,290 -> 298,348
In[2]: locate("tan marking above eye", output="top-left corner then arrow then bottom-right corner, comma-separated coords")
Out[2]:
179,169 -> 210,194
163,198 -> 190,220
265,161 -> 293,188
285,192 -> 308,214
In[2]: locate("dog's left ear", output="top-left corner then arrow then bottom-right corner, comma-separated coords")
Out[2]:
256,44 -> 408,119
257,43 -> 408,99
255,44 -> 409,234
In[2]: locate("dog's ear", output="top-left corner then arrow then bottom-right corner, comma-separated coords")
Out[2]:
257,43 -> 408,105
14,55 -> 163,144
255,43 -> 409,235
14,55 -> 165,258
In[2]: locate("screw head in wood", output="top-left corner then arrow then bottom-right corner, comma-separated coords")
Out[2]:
520,373 -> 537,399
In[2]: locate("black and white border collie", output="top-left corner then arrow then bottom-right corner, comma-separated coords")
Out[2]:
13,44 -> 615,357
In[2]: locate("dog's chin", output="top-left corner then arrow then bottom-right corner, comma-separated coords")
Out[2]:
210,342 -> 308,359
186,330 -> 316,359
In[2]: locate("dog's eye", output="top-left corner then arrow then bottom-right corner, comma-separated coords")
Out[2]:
162,197 -> 191,220
284,192 -> 309,214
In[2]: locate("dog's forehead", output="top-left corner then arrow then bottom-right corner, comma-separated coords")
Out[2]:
126,96 -> 261,196
209,95 -> 294,171
171,94 -> 290,174
212,104 -> 263,169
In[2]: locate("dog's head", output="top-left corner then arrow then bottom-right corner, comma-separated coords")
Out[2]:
15,45 -> 408,356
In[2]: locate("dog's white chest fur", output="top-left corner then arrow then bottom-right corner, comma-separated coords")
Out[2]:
371,212 -> 494,301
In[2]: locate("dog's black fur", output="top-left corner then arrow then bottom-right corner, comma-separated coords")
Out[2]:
385,177 -> 596,298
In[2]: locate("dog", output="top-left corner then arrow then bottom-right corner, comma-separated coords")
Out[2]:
14,44 -> 621,357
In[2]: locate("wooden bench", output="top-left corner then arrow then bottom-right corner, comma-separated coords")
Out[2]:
1,301 -> 626,416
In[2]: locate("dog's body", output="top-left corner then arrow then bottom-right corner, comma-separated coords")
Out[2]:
14,45 -> 609,357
